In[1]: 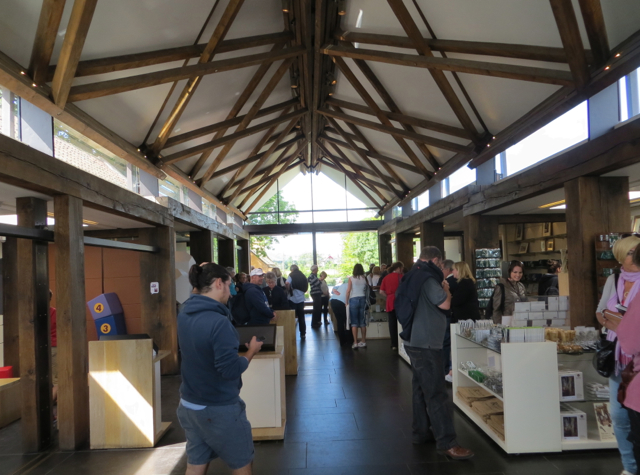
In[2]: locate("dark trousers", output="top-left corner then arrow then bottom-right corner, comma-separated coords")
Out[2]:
388,309 -> 398,348
627,407 -> 640,469
311,294 -> 323,327
442,317 -> 452,375
290,300 -> 306,336
321,296 -> 329,321
330,300 -> 353,346
405,345 -> 458,450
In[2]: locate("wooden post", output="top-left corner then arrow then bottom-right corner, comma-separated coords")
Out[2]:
218,238 -> 236,269
419,222 -> 445,256
395,233 -> 415,268
564,176 -> 629,326
189,230 -> 214,265
16,197 -> 52,452
463,215 -> 500,274
2,237 -> 19,374
54,195 -> 89,450
237,239 -> 250,274
138,227 -> 179,375
378,233 -> 392,266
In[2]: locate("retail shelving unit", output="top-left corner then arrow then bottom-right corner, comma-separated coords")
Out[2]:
452,324 -> 618,453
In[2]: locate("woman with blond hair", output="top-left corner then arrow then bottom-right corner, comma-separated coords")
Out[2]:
272,267 -> 286,288
451,261 -> 480,322
596,234 -> 640,475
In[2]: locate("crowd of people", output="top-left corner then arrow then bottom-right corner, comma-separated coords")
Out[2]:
175,238 -> 640,473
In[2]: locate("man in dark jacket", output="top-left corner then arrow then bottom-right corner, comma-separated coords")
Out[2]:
308,265 -> 323,328
538,261 -> 560,297
244,268 -> 276,325
403,246 -> 474,460
263,272 -> 289,310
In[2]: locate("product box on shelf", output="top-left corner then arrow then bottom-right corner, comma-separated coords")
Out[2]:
548,297 -> 559,311
559,370 -> 584,401
530,301 -> 546,312
471,398 -> 504,421
560,405 -> 588,440
487,414 -> 505,441
515,302 -> 531,312
456,387 -> 494,407
559,296 -> 569,311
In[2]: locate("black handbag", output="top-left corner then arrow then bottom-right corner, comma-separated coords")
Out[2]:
593,334 -> 617,378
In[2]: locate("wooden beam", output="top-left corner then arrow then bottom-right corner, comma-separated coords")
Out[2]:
228,118 -> 301,203
50,0 -> 98,108
469,30 -> 640,169
338,31 -> 587,64
311,0 -> 326,168
0,50 -> 165,180
324,116 -> 403,196
189,43 -> 287,178
46,31 -> 292,81
17,197 -> 53,452
29,0 -> 67,85
549,0 -> 591,88
164,99 -> 298,150
138,228 -> 179,375
332,57 -> 433,177
318,107 -> 471,153
54,194 -> 89,450
67,46 -> 304,103
326,97 -> 472,140
161,108 -> 307,164
577,0 -> 610,66
149,0 -> 246,153
386,0 -> 479,135
464,118 -> 640,215
208,138 -> 299,180
320,133 -> 421,175
200,58 -> 297,184
323,44 -> 575,87
319,145 -> 404,185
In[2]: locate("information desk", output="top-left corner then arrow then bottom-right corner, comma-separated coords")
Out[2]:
88,339 -> 172,449
239,326 -> 286,441
0,377 -> 20,428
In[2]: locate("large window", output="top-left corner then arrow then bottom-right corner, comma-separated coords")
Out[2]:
0,88 -> 20,140
411,189 -> 429,213
620,67 -> 640,122
445,165 -> 476,196
505,101 -> 588,176
247,171 -> 381,224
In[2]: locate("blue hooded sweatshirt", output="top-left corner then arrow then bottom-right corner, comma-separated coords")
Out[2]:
178,294 -> 249,406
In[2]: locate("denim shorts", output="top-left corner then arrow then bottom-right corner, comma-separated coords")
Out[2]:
177,399 -> 254,469
349,296 -> 367,327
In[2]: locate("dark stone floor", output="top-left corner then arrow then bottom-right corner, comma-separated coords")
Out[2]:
0,316 -> 625,474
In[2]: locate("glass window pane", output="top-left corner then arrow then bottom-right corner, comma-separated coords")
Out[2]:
313,210 -> 347,223
448,165 -> 476,195
506,101 -> 588,176
54,119 -> 130,190
159,177 -> 181,200
312,172 -> 347,210
285,211 -> 312,223
412,190 -> 429,212
348,209 -> 381,221
279,173 -> 312,211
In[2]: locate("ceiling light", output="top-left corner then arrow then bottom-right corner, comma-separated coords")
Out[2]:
539,200 -> 565,209
82,219 -> 98,226
20,71 -> 25,75
615,53 -> 621,58
605,66 -> 611,70
337,0 -> 346,16
281,0 -> 290,13
550,205 -> 567,210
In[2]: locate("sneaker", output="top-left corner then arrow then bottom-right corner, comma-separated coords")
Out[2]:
352,343 -> 358,349
358,341 -> 367,348
445,374 -> 453,383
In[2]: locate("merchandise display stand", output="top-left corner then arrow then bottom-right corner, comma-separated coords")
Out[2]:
452,324 -> 618,453
88,339 -> 171,449
275,310 -> 297,375
239,326 -> 286,441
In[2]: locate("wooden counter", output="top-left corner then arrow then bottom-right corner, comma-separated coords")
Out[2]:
88,339 -> 171,449
239,326 -> 286,441
0,378 -> 20,428
275,310 -> 298,375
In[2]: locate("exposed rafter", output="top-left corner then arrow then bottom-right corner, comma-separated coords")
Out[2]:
29,0 -> 67,85
550,0 -> 591,88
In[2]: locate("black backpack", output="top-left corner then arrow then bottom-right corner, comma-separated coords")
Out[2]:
230,286 -> 250,326
290,270 -> 308,293
485,283 -> 505,320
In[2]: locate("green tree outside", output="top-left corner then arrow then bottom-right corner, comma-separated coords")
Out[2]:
249,192 -> 298,258
339,231 -> 379,277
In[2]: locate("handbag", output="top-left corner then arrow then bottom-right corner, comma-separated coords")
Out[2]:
618,360 -> 638,406
593,334 -> 617,378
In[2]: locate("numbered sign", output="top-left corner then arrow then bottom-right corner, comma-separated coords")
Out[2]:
100,323 -> 111,334
94,303 -> 104,314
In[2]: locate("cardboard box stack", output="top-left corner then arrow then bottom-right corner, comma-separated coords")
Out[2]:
511,296 -> 570,328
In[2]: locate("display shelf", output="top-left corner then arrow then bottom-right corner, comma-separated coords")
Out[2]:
457,369 -> 503,401
453,395 -> 507,450
508,234 -> 567,244
456,333 -> 501,354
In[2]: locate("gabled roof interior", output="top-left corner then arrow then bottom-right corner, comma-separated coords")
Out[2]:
1,0 -> 639,218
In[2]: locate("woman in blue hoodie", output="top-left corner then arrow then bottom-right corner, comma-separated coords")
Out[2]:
177,263 -> 263,475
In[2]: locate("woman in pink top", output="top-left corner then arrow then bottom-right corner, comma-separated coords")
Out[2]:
618,245 -> 640,470
379,261 -> 403,351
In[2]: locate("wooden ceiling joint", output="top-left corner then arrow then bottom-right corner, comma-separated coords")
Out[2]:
549,0 -> 591,88
577,0 -> 610,66
29,0 -> 67,85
